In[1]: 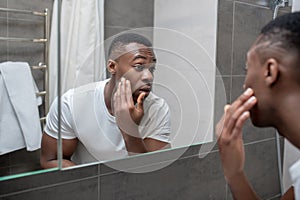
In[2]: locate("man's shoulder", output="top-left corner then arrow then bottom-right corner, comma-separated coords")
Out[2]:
65,79 -> 108,97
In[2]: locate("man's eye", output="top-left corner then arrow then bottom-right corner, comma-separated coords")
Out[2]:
134,64 -> 145,71
149,66 -> 156,73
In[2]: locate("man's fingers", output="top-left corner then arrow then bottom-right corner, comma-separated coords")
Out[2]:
215,104 -> 231,138
120,77 -> 126,104
125,79 -> 134,107
231,111 -> 250,139
227,96 -> 256,128
113,80 -> 122,114
223,90 -> 256,134
230,88 -> 254,111
136,92 -> 146,111
224,104 -> 230,112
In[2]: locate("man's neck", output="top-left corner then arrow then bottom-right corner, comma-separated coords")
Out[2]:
275,94 -> 300,149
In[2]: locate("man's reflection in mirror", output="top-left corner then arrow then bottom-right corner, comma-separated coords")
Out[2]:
40,33 -> 171,168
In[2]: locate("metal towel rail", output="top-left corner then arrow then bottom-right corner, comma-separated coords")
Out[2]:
0,7 -> 50,123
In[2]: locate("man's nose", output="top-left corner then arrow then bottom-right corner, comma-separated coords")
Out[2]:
141,68 -> 153,82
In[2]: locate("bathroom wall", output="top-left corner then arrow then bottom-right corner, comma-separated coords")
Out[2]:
0,0 -> 53,177
0,0 -> 291,199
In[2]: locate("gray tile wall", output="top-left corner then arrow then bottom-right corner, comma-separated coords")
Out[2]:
0,0 -> 292,199
0,0 -> 53,176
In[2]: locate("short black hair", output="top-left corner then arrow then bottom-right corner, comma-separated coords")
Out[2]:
257,12 -> 300,58
108,33 -> 153,59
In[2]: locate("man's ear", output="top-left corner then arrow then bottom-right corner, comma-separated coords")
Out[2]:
107,59 -> 117,75
264,58 -> 279,86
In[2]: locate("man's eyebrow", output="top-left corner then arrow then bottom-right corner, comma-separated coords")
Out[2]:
132,55 -> 157,62
132,55 -> 147,61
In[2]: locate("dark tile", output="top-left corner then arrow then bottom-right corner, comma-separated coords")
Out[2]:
0,164 -> 98,195
100,146 -> 193,175
0,166 -> 10,177
243,139 -> 281,199
104,26 -> 131,40
1,177 -> 98,200
10,149 -> 40,165
31,68 -> 44,91
0,41 -> 8,62
216,0 -> 233,76
0,0 -> 7,6
226,140 -> 282,200
235,0 -> 273,7
268,194 -> 281,200
231,75 -> 245,101
7,42 -> 44,66
236,0 -> 292,13
215,76 -> 231,114
7,0 -> 52,10
243,120 -> 276,143
232,2 -> 273,75
0,148 -> 11,177
0,150 -> 10,167
100,152 -> 226,200
0,1 -> 8,18
105,0 -> 154,28
0,16 -> 7,37
8,149 -> 42,175
7,0 -> 52,21
8,18 -> 44,39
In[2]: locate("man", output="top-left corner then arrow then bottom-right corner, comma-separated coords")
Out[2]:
40,33 -> 171,168
216,12 -> 300,199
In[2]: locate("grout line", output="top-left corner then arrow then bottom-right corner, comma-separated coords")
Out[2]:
234,1 -> 271,9
229,1 -> 235,103
265,193 -> 281,200
244,136 -> 276,146
0,175 -> 99,198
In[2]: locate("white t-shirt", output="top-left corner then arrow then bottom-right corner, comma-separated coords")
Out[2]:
45,79 -> 171,164
290,158 -> 300,200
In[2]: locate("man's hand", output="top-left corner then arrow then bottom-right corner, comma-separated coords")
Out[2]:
113,77 -> 146,138
216,88 -> 260,200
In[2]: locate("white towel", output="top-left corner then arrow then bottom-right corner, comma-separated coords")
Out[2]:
0,62 -> 42,155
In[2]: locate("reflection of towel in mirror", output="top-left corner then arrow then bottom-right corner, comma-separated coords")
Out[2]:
0,62 -> 42,155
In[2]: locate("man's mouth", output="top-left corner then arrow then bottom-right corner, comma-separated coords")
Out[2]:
138,86 -> 151,93
132,85 -> 151,102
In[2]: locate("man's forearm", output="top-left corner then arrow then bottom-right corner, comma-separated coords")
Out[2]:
227,172 -> 260,200
41,159 -> 76,169
121,131 -> 149,154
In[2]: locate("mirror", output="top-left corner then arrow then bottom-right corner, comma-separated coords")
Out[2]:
0,0 -> 219,179
50,0 -> 218,172
0,1 -> 58,180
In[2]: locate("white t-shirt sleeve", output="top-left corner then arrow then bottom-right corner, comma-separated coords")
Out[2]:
140,97 -> 171,143
44,90 -> 77,139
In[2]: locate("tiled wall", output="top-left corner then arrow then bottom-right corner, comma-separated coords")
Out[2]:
0,0 -> 292,199
0,0 -> 53,177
